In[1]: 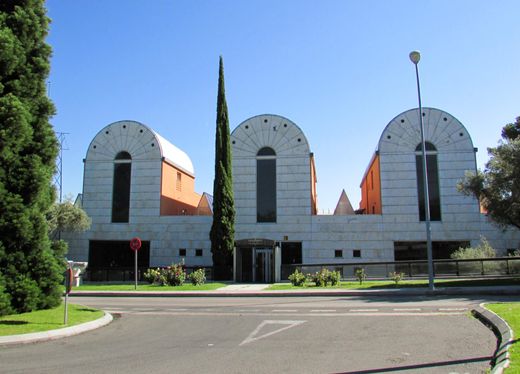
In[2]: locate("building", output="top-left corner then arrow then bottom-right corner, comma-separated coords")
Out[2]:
64,108 -> 520,282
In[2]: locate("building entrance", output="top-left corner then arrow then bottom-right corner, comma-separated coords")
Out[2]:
254,248 -> 273,283
235,239 -> 278,283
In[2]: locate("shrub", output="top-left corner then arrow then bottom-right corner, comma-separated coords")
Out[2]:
165,263 -> 186,286
355,268 -> 366,284
189,269 -> 206,286
389,271 -> 404,286
327,270 -> 341,286
310,268 -> 330,287
451,237 -> 499,274
143,263 -> 187,286
288,269 -> 306,286
451,237 -> 496,260
143,268 -> 167,286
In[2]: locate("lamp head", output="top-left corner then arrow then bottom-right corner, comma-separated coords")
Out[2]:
409,50 -> 421,64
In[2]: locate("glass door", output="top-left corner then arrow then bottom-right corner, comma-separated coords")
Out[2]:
253,248 -> 273,283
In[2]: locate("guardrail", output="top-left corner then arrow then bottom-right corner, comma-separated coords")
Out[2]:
281,257 -> 520,280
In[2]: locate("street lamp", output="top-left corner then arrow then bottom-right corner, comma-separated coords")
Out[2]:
409,50 -> 435,291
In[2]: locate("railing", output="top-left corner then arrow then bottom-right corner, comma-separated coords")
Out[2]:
84,266 -> 213,282
281,257 -> 520,280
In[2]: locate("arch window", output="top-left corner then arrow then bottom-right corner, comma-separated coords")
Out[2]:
415,142 -> 441,221
112,151 -> 132,223
257,147 -> 276,222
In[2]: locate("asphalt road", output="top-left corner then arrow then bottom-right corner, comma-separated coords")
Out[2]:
1,295 -> 515,374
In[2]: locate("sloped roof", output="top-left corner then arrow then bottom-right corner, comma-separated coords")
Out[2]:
334,189 -> 355,215
152,130 -> 195,175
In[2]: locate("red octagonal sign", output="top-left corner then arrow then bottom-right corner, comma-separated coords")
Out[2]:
130,237 -> 142,251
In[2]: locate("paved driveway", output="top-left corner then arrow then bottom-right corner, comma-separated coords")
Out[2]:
0,296 -> 501,373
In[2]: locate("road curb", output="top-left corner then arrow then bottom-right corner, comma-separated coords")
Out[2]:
472,304 -> 514,374
69,286 -> 520,298
0,311 -> 113,346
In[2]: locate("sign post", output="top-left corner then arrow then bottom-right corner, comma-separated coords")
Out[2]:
130,237 -> 142,290
64,266 -> 73,324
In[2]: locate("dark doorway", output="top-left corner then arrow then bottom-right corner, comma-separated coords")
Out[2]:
281,242 -> 302,280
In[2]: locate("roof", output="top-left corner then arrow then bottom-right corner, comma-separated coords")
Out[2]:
152,130 -> 195,175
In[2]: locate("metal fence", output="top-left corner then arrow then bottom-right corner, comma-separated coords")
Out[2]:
281,257 -> 520,280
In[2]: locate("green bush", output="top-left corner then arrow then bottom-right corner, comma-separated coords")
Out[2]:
310,269 -> 329,287
327,270 -> 341,286
143,268 -> 167,285
308,269 -> 341,287
189,269 -> 206,286
451,237 -> 496,260
143,263 -> 186,286
389,271 -> 404,286
165,263 -> 186,286
451,237 -> 499,274
355,268 -> 366,284
288,269 -> 306,286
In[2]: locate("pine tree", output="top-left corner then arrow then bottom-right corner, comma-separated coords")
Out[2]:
210,56 -> 235,280
0,0 -> 62,315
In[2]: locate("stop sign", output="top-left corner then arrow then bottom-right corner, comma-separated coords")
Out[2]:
130,237 -> 142,251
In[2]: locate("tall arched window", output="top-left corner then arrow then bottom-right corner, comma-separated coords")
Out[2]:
415,142 -> 441,221
257,147 -> 276,222
112,151 -> 132,222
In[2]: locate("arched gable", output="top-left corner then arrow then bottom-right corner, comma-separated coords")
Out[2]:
231,114 -> 310,157
86,120 -> 195,176
378,108 -> 474,154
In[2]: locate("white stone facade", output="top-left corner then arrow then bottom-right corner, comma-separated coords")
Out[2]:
64,110 -> 520,280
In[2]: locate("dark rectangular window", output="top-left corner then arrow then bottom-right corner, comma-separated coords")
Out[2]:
335,250 -> 343,258
394,241 -> 470,261
89,240 -> 150,268
257,159 -> 276,222
353,250 -> 361,258
416,154 -> 441,221
112,163 -> 131,222
195,249 -> 203,257
179,248 -> 186,257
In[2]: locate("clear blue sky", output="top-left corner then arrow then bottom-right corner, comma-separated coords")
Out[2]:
46,0 -> 520,212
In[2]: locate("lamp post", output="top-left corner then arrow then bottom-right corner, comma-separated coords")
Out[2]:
409,50 -> 435,291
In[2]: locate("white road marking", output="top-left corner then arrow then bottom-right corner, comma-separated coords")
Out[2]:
237,309 -> 260,312
239,320 -> 306,346
310,309 -> 336,312
272,309 -> 298,312
393,308 -> 422,312
438,308 -> 467,311
350,308 -> 379,312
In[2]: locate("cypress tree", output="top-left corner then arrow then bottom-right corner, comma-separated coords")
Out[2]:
0,0 -> 62,315
210,56 -> 235,280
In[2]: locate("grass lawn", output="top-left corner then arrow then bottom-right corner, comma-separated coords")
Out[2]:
0,303 -> 104,336
267,277 -> 520,290
486,303 -> 520,373
75,282 -> 227,291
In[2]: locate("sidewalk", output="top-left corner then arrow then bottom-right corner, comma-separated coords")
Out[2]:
68,284 -> 520,297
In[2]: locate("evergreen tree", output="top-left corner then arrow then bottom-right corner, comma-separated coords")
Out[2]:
210,56 -> 235,280
0,0 -> 62,315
